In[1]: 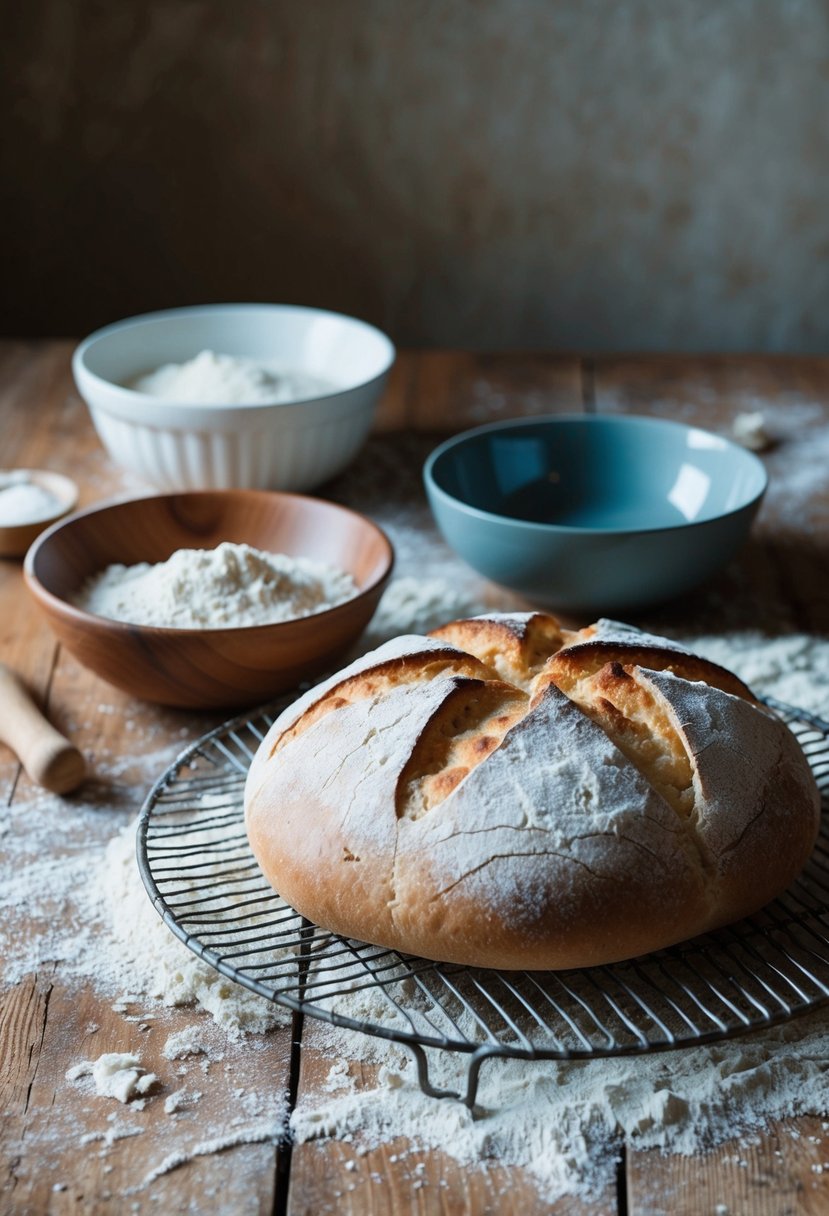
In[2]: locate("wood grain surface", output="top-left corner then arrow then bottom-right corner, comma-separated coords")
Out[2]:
1,341 -> 827,1214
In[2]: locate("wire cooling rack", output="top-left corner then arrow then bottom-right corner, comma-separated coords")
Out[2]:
137,694 -> 829,1108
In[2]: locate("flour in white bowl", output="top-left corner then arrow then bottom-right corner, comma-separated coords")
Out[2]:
131,350 -> 335,405
74,541 -> 357,629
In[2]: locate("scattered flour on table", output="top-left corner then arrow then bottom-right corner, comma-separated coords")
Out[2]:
3,561 -> 829,1203
131,349 -> 335,405
139,1116 -> 290,1188
162,1027 -> 207,1059
680,629 -> 829,712
102,816 -> 289,1037
163,1088 -> 202,1115
80,1121 -> 145,1149
750,400 -> 829,527
74,541 -> 356,629
0,741 -> 286,1036
292,1011 -> 829,1201
359,575 -> 492,648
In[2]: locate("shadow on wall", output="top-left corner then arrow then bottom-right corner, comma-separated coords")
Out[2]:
3,0 -> 829,351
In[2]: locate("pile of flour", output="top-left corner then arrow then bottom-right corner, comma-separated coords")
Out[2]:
74,541 -> 356,629
293,1009 -> 829,1201
102,810 -> 291,1037
132,350 -> 334,405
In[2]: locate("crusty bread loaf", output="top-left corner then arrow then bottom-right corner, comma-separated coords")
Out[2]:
244,614 -> 821,969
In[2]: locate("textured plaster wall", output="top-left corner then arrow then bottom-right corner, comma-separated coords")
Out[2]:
3,0 -> 829,350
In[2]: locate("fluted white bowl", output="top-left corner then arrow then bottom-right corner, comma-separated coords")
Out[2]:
73,304 -> 395,491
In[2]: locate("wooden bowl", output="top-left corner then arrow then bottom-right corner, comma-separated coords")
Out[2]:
23,491 -> 394,709
0,470 -> 78,558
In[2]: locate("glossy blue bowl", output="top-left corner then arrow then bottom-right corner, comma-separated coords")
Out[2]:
423,414 -> 768,612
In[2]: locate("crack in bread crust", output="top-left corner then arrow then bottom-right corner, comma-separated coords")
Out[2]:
548,641 -> 757,703
395,678 -> 528,819
269,647 -> 499,759
540,660 -> 696,818
429,848 -> 618,900
430,613 -> 577,690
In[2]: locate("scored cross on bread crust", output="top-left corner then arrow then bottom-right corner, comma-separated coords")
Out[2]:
244,613 -> 821,970
267,640 -> 503,760
395,677 -> 528,819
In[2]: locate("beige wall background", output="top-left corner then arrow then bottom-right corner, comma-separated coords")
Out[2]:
3,0 -> 829,350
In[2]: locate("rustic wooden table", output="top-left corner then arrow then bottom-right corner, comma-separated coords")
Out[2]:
1,344 -> 828,1215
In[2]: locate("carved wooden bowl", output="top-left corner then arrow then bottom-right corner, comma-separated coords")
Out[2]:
24,491 -> 394,709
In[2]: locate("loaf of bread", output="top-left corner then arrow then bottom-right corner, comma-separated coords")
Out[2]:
244,614 -> 821,970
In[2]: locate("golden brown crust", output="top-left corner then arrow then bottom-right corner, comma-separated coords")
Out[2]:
269,644 -> 500,759
547,641 -> 757,703
430,612 -> 576,689
244,616 -> 821,970
395,678 -> 528,819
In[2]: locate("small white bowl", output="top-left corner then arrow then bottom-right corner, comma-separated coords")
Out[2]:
73,304 -> 396,492
0,470 -> 78,558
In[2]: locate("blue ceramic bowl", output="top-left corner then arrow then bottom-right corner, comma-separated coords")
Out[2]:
423,414 -> 768,612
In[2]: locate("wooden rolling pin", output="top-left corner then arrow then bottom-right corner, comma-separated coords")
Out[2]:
0,663 -> 86,794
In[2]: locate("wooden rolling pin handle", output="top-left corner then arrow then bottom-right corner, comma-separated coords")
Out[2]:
0,663 -> 86,794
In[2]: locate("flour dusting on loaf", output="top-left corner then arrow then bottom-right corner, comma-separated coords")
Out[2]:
244,614 -> 821,969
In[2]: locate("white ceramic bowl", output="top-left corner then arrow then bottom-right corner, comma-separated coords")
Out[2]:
73,304 -> 396,491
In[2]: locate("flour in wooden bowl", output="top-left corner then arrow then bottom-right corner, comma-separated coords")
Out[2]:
74,541 -> 357,629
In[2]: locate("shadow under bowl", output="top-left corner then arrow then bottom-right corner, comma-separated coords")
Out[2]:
423,414 -> 768,613
24,491 -> 394,709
